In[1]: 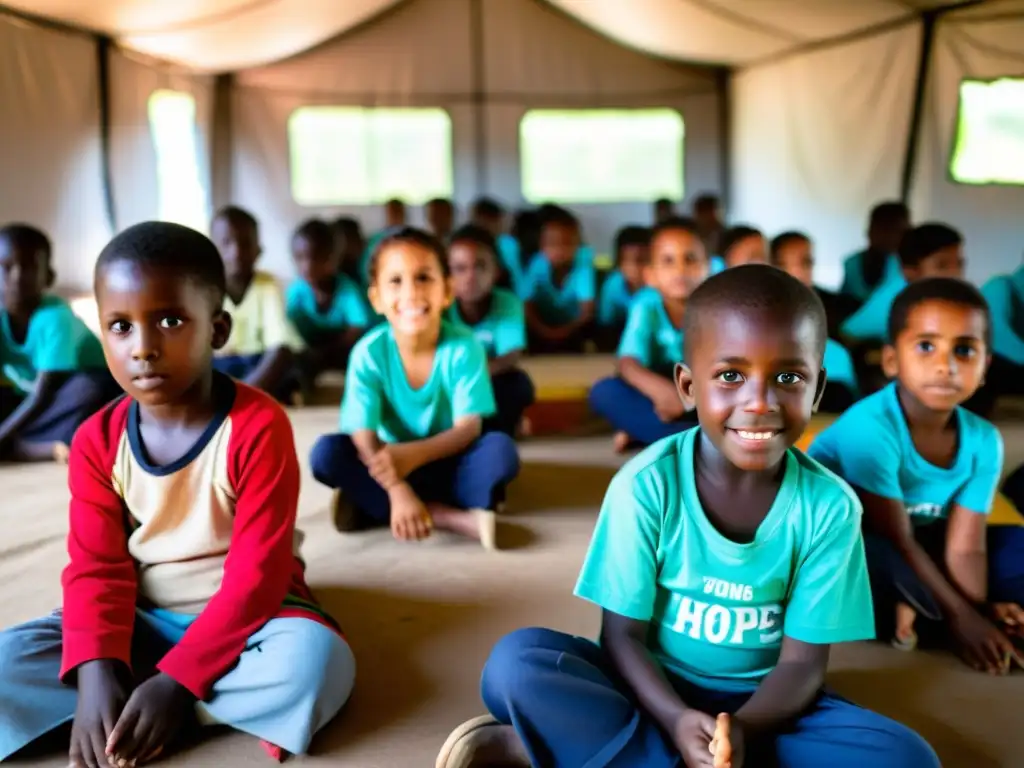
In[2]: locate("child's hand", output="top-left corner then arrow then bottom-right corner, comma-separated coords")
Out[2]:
69,660 -> 129,768
388,484 -> 433,541
672,709 -> 718,767
367,445 -> 417,488
991,602 -> 1024,637
951,607 -> 1017,674
106,673 -> 194,767
654,392 -> 685,422
709,714 -> 744,768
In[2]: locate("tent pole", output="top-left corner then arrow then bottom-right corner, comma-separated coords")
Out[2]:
469,0 -> 487,196
96,35 -> 117,234
899,11 -> 938,203
717,68 -> 732,213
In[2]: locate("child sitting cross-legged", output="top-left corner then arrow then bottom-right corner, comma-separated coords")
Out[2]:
438,265 -> 938,768
595,225 -> 651,350
810,278 -> 1024,669
0,224 -> 121,463
446,225 -> 535,437
0,222 -> 354,766
589,217 -> 706,451
310,227 -> 521,549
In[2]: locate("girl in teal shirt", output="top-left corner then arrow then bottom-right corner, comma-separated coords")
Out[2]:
446,225 -> 535,437
310,228 -> 520,549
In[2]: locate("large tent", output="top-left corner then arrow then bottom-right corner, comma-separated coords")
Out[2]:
2,0 -> 1023,289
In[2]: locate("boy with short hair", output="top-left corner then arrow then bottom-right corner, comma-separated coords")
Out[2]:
0,222 -> 354,766
596,225 -> 651,345
840,202 -> 910,304
0,224 -> 120,462
439,265 -> 938,768
520,207 -> 596,353
210,206 -> 305,403
330,216 -> 366,284
360,198 -> 408,284
810,278 -> 1024,669
470,197 -> 522,293
692,193 -> 723,257
426,198 -> 456,242
970,259 -> 1024,416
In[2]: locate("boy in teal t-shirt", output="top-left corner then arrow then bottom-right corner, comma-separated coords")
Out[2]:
0,225 -> 119,463
595,225 -> 651,349
810,278 -> 1024,670
838,201 -> 909,304
446,225 -> 534,437
286,218 -> 372,374
439,265 -> 937,768
589,218 -> 706,451
521,207 -> 596,353
969,264 -> 1024,416
310,226 -> 520,549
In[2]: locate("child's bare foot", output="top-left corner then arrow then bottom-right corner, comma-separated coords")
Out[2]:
428,503 -> 498,549
53,442 -> 70,464
517,416 -> 533,438
612,431 -> 631,453
436,716 -> 530,768
893,602 -> 918,651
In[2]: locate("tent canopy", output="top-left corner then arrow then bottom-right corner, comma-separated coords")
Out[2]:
0,0 -> 1004,71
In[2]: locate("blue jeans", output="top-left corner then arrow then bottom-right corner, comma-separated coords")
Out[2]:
481,628 -> 939,768
485,369 -> 536,437
588,376 -> 697,447
0,370 -> 120,448
309,432 -> 520,524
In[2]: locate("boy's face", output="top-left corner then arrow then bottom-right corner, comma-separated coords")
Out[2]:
427,202 -> 454,237
385,201 -> 406,227
473,211 -> 504,237
904,244 -> 965,282
449,241 -> 497,304
676,308 -> 825,472
540,222 -> 579,270
293,234 -> 338,292
694,203 -> 719,231
95,261 -> 231,408
647,229 -> 708,301
883,299 -> 988,412
654,201 -> 675,223
774,238 -> 814,287
211,216 -> 261,282
334,227 -> 364,270
370,242 -> 452,336
0,237 -> 51,314
869,217 -> 909,254
619,244 -> 650,291
726,235 -> 768,268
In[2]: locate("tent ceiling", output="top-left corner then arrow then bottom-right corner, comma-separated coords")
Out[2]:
0,0 -> 1000,71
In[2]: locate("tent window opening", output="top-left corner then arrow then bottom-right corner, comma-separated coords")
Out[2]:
950,78 -> 1024,186
148,89 -> 208,231
519,109 -> 684,204
288,107 -> 454,206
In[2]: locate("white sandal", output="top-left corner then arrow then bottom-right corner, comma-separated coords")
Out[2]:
435,715 -> 500,768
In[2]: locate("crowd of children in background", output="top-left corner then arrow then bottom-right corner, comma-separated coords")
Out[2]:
0,191 -> 1023,767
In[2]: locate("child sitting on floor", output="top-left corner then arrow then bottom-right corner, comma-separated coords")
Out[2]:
840,201 -> 909,304
331,216 -> 366,284
595,225 -> 651,349
520,207 -> 596,353
309,227 -> 520,549
0,224 -> 120,463
426,198 -> 456,242
589,217 -> 706,450
970,258 -> 1024,416
286,218 -> 372,372
438,265 -> 938,768
446,225 -> 535,437
210,206 -> 305,403
719,225 -> 768,268
769,230 -> 859,412
810,278 -> 1024,669
0,222 -> 354,766
470,197 -> 522,293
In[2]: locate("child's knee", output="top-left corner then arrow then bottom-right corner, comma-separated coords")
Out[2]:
477,431 -> 520,480
274,621 -> 356,717
877,719 -> 940,768
309,433 -> 356,485
587,376 -> 621,414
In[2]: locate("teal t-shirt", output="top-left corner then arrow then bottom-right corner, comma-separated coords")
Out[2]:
823,338 -> 858,394
839,273 -> 907,343
597,270 -> 643,328
521,257 -> 596,326
496,234 -> 524,296
839,251 -> 902,303
339,321 -> 496,443
575,429 -> 874,691
808,383 -> 1003,525
616,289 -> 683,377
446,288 -> 526,359
285,275 -> 373,343
0,295 -> 107,394
981,267 -> 1024,365
709,255 -> 726,275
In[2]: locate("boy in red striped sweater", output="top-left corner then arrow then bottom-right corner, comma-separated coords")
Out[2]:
0,222 -> 354,766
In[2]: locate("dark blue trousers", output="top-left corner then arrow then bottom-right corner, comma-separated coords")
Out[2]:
0,370 -> 120,448
482,628 -> 939,768
588,376 -> 697,447
485,369 -> 536,437
864,526 -> 1024,639
309,432 -> 520,525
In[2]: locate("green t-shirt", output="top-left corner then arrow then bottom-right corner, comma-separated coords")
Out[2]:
285,275 -> 373,343
616,288 -> 683,377
0,295 -> 107,394
340,321 -> 496,443
575,429 -> 875,691
445,288 -> 526,360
